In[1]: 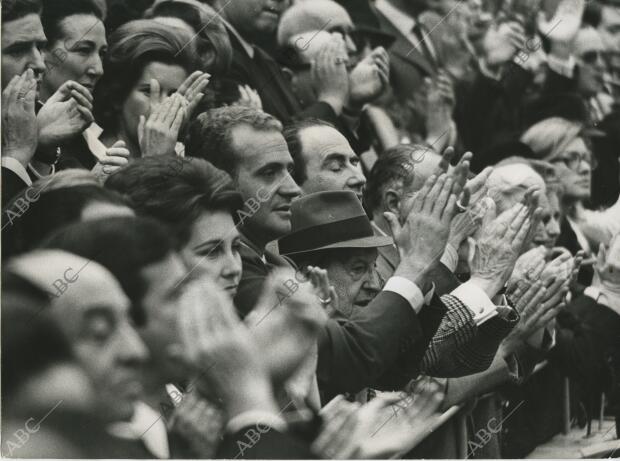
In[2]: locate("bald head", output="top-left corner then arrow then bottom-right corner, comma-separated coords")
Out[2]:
487,164 -> 546,213
278,0 -> 352,46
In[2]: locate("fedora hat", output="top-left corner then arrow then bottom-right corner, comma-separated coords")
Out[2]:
279,191 -> 393,256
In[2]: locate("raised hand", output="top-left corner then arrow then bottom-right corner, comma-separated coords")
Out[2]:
508,245 -> 547,291
138,82 -> 186,157
448,196 -> 492,249
1,69 -> 38,167
348,47 -> 389,107
237,84 -> 263,110
470,194 -> 543,298
176,70 -> 210,119
93,140 -> 130,182
385,170 -> 463,287
177,279 -> 277,418
306,265 -> 339,317
482,21 -> 526,66
246,268 -> 327,383
424,78 -> 456,151
312,37 -> 350,115
37,81 -> 94,147
592,235 -> 620,293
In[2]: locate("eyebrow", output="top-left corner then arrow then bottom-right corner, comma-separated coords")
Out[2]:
255,162 -> 288,174
4,38 -> 47,49
192,239 -> 223,252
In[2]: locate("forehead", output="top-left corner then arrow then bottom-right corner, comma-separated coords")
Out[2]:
139,61 -> 187,88
340,248 -> 379,265
58,14 -> 106,42
191,210 -> 238,241
1,13 -> 46,46
299,125 -> 354,159
601,6 -> 620,25
231,124 -> 291,169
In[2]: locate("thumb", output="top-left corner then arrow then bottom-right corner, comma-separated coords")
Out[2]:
112,140 -> 126,149
49,81 -> 74,102
383,211 -> 402,237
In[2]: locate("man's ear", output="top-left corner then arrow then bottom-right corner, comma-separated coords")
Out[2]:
384,189 -> 400,216
281,67 -> 295,84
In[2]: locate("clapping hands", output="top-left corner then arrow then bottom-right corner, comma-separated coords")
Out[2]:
348,47 -> 390,108
2,69 -> 38,167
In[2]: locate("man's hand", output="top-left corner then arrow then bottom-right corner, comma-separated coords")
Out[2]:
37,81 -> 94,147
246,269 -> 327,384
424,77 -> 455,151
1,69 -> 38,167
386,171 -> 462,286
508,245 -> 547,291
348,47 -> 389,108
178,279 -> 277,419
537,0 -> 584,45
470,192 -> 543,298
138,80 -> 186,157
448,196 -> 491,249
176,70 -> 210,120
92,140 -> 130,183
312,38 -> 350,115
482,21 -> 526,66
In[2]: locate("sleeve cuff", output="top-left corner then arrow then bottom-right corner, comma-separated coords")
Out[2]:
450,280 -> 498,325
383,276 -> 428,313
1,157 -> 32,186
226,411 -> 287,434
440,243 -> 459,272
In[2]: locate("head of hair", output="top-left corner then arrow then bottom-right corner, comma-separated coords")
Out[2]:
277,0 -> 351,46
185,105 -> 283,177
364,144 -> 427,213
2,0 -> 42,23
520,117 -> 584,162
1,274 -> 72,398
283,118 -> 337,185
104,0 -> 154,33
3,184 -> 130,258
105,156 -> 242,246
40,216 -> 175,325
93,19 -> 198,132
144,0 -> 232,75
41,0 -> 103,45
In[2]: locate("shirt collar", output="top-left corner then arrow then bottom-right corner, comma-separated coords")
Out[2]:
375,0 -> 417,37
584,286 -> 620,317
222,19 -> 254,58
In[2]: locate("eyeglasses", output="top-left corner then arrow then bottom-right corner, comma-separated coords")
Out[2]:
579,50 -> 606,65
550,151 -> 597,170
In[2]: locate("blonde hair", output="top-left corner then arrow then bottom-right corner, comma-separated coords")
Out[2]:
520,117 -> 584,162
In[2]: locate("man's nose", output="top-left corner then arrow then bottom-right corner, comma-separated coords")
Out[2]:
119,324 -> 149,364
279,171 -> 302,198
29,46 -> 46,75
548,219 -> 561,238
347,165 -> 367,189
365,268 -> 382,291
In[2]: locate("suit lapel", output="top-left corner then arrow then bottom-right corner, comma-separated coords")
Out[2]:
374,8 -> 436,76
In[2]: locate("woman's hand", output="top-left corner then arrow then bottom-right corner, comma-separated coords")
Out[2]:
93,140 -> 130,182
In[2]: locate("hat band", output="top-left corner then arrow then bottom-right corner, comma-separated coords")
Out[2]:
279,215 -> 374,255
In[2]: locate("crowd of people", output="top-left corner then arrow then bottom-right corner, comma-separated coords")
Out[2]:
1,0 -> 620,458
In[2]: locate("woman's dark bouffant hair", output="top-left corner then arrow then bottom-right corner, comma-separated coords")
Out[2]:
93,19 -> 198,132
144,0 -> 232,76
105,156 -> 243,247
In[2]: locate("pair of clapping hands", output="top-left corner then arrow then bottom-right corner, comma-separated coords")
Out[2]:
383,146 -> 542,299
93,71 -> 210,180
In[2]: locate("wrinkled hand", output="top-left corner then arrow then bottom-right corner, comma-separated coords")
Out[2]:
305,265 -> 339,317
2,69 -> 38,167
348,47 -> 389,107
470,191 -> 543,298
138,80 -> 186,157
386,154 -> 468,286
537,0 -> 584,44
508,245 -> 547,291
246,269 -> 327,383
37,81 -> 94,147
93,140 -> 130,182
178,279 -> 277,418
424,77 -> 455,150
448,195 -> 492,249
312,37 -> 350,114
541,250 -> 573,283
482,21 -> 526,66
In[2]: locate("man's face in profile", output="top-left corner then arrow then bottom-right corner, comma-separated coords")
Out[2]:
221,0 -> 290,39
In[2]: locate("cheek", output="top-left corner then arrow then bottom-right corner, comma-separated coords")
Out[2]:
121,92 -> 150,132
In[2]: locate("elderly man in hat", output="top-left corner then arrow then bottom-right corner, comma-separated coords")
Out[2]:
279,187 -> 531,387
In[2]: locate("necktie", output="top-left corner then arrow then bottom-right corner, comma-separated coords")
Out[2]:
412,22 -> 436,67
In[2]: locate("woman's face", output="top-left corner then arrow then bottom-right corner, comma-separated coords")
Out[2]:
42,14 -> 107,99
180,210 -> 243,298
120,61 -> 187,145
551,137 -> 593,201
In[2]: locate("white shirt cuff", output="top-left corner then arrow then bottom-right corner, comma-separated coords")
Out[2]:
383,276 -> 427,313
1,157 -> 32,186
450,280 -> 498,325
547,54 -> 575,78
226,411 -> 287,434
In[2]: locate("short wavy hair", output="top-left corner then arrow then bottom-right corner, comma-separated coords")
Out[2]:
185,106 -> 283,177
93,19 -> 199,132
2,0 -> 41,23
105,156 -> 242,246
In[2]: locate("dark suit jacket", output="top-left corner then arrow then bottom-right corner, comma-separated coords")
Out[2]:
234,235 -> 431,400
1,167 -> 30,209
217,426 -> 317,459
556,217 -> 594,286
374,7 -> 438,100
